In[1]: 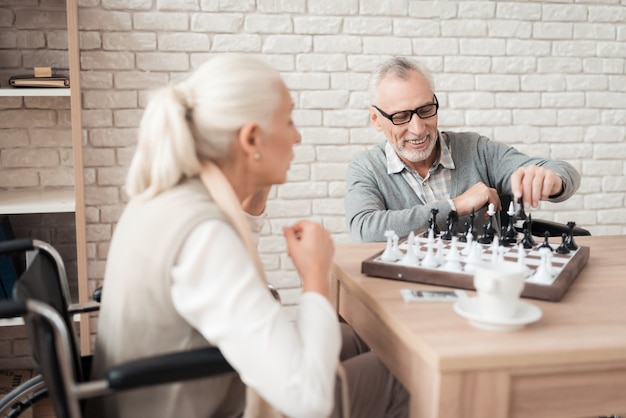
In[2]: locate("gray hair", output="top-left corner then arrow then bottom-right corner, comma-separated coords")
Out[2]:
126,54 -> 284,199
369,57 -> 435,105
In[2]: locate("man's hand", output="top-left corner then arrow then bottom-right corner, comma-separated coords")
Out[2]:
511,165 -> 563,209
452,182 -> 501,216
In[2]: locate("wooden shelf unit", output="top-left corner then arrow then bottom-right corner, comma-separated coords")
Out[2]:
0,0 -> 89,352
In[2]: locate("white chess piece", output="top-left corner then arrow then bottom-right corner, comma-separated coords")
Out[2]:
490,236 -> 500,263
530,247 -> 554,284
516,243 -> 532,278
380,230 -> 399,262
421,229 -> 439,268
464,241 -> 483,273
435,239 -> 446,265
443,237 -> 463,271
399,241 -> 420,266
392,233 -> 403,259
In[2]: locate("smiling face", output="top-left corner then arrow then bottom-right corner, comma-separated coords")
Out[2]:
370,70 -> 439,175
256,83 -> 301,186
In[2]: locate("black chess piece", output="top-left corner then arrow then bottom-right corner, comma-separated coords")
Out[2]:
441,218 -> 452,240
499,225 -> 511,246
477,222 -> 493,245
555,233 -> 571,254
431,208 -> 440,236
468,207 -> 477,239
484,206 -> 497,241
521,214 -> 535,249
565,221 -> 578,250
503,204 -> 518,245
458,221 -> 469,243
515,196 -> 527,221
441,210 -> 459,240
539,231 -> 553,251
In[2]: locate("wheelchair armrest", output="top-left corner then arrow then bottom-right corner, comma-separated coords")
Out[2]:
0,300 -> 27,319
68,301 -> 100,315
0,238 -> 34,255
106,346 -> 235,391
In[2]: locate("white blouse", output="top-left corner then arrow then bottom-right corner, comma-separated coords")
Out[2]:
171,216 -> 341,418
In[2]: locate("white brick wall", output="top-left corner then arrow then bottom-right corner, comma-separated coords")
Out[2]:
1,0 -> 625,319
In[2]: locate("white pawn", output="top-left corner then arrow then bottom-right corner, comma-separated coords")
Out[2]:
435,239 -> 446,265
497,245 -> 506,263
531,250 -> 553,284
464,241 -> 484,273
408,231 -> 424,260
392,233 -> 403,259
399,240 -> 420,266
490,236 -> 500,263
421,229 -> 439,268
516,243 -> 532,278
443,237 -> 463,271
380,230 -> 399,262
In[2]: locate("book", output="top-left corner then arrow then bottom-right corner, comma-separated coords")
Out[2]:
9,75 -> 69,88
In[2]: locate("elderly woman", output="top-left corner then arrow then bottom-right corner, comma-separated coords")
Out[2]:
89,54 -> 407,418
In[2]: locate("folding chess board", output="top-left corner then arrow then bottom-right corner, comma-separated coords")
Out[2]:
361,233 -> 590,302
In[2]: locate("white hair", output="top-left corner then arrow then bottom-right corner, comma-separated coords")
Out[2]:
369,57 -> 435,105
125,54 -> 284,199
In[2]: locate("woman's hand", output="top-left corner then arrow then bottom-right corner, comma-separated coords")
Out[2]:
283,220 -> 335,297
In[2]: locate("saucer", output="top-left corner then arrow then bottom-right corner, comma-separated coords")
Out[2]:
453,297 -> 542,332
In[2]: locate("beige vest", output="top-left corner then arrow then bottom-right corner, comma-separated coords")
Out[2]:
89,178 -> 247,417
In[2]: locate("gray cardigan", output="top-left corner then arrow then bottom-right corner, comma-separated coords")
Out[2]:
345,131 -> 581,242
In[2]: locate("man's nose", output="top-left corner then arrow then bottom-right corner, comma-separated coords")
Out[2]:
407,112 -> 425,132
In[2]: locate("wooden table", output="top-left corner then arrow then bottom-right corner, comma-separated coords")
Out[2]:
331,235 -> 626,418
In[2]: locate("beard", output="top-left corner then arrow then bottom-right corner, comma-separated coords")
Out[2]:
397,134 -> 438,163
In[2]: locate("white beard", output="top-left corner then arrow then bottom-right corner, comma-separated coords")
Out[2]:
397,135 -> 438,163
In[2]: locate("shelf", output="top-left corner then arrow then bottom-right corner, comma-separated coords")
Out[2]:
0,189 -> 75,214
0,87 -> 71,97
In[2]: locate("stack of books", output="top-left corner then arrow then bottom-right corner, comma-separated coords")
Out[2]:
8,67 -> 69,88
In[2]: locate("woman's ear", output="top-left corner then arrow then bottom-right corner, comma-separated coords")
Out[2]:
237,122 -> 261,160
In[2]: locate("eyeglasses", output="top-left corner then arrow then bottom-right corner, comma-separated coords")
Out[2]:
373,95 -> 439,125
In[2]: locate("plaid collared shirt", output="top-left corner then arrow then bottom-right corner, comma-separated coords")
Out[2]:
385,134 -> 456,209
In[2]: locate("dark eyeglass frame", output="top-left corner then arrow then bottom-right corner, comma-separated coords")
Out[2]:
373,95 -> 439,126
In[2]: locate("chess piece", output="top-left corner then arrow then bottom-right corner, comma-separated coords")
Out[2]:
468,207 -> 477,239
565,221 -> 578,250
477,222 -> 493,245
435,239 -> 446,265
516,243 -> 532,277
458,221 -> 469,243
380,230 -> 399,262
490,236 -> 500,262
485,202 -> 497,239
531,248 -> 554,284
441,210 -> 459,241
503,201 -> 518,245
521,213 -> 536,249
555,233 -> 571,254
442,237 -> 462,271
539,231 -> 553,252
421,229 -> 439,268
464,241 -> 483,273
399,237 -> 420,266
515,196 -> 527,221
461,232 -> 473,256
391,233 -> 403,259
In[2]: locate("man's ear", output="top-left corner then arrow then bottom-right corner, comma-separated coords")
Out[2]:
370,106 -> 383,132
237,122 -> 261,159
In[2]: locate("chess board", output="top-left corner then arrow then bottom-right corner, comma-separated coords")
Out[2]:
361,234 -> 590,302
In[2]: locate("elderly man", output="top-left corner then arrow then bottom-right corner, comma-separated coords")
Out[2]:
345,57 -> 581,242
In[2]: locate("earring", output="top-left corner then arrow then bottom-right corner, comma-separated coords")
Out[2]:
254,153 -> 261,160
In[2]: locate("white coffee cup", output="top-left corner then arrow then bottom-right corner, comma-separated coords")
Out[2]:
473,261 -> 526,320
